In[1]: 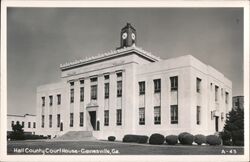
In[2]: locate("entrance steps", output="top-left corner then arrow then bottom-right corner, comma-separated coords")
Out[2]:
52,131 -> 96,141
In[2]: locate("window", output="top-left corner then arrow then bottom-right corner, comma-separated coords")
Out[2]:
70,81 -> 74,86
105,83 -> 109,99
22,121 -> 24,127
116,72 -> 122,78
41,115 -> 44,128
104,75 -> 109,80
117,81 -> 122,97
42,97 -> 45,107
154,106 -> 161,124
80,80 -> 84,84
70,88 -> 74,103
139,81 -> 145,95
154,79 -> 161,93
171,105 -> 178,124
225,92 -> 229,104
196,78 -> 201,93
91,85 -> 97,100
90,77 -> 98,82
139,108 -> 145,125
49,115 -> 52,128
11,121 -> 14,127
116,109 -> 122,125
197,106 -> 201,125
49,96 -> 53,106
57,114 -> 60,128
215,85 -> 219,102
104,110 -> 109,126
80,112 -> 84,127
70,113 -> 74,127
221,88 -> 224,97
80,87 -> 84,102
33,122 -> 36,128
57,94 -> 61,105
28,122 -> 31,128
170,76 -> 178,91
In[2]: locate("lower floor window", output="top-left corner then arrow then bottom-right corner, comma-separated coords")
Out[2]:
116,109 -> 122,125
154,106 -> 161,124
57,114 -> 60,128
104,110 -> 109,126
197,106 -> 201,125
41,115 -> 44,128
70,113 -> 74,127
171,105 -> 178,124
80,112 -> 84,127
139,108 -> 145,125
49,115 -> 52,128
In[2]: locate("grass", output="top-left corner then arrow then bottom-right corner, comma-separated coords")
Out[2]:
7,140 -> 244,155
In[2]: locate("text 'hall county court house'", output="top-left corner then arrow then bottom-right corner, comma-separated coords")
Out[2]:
36,23 -> 232,140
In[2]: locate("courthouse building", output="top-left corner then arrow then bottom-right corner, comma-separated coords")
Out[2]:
36,23 -> 232,140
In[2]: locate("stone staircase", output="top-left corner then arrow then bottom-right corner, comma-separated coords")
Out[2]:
52,131 -> 96,141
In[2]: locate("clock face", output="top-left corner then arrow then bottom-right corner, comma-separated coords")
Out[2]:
131,33 -> 136,40
122,32 -> 127,39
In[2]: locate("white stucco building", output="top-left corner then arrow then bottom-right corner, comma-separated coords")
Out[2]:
7,114 -> 36,135
36,23 -> 232,140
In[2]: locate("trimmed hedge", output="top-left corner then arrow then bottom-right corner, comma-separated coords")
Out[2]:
165,135 -> 178,145
178,132 -> 194,145
149,133 -> 165,145
108,136 -> 116,141
122,134 -> 148,144
194,134 -> 206,145
206,135 -> 221,145
178,132 -> 189,144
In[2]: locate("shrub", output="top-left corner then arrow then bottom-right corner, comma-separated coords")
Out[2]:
223,140 -> 233,146
122,134 -> 148,144
178,132 -> 189,144
182,133 -> 194,145
194,134 -> 206,145
108,136 -> 116,141
149,133 -> 165,145
206,135 -> 221,145
219,130 -> 231,141
165,135 -> 178,145
234,140 -> 244,146
137,135 -> 149,144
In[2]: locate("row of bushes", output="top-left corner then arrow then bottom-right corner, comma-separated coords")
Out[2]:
8,134 -> 49,140
108,132 -> 222,146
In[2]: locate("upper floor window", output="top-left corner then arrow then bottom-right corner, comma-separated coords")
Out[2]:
57,94 -> 61,105
42,97 -> 45,107
91,85 -> 97,100
154,79 -> 161,93
49,96 -> 53,106
104,75 -> 109,80
171,105 -> 178,124
104,83 -> 109,99
196,78 -> 201,93
90,77 -> 98,82
80,80 -> 84,84
170,76 -> 178,91
70,89 -> 74,103
215,85 -> 219,102
80,87 -> 84,102
70,81 -> 74,86
225,92 -> 229,104
116,72 -> 122,78
139,81 -> 145,95
154,106 -> 161,124
117,81 -> 122,97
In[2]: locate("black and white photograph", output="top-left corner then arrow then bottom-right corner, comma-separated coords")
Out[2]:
1,0 -> 249,161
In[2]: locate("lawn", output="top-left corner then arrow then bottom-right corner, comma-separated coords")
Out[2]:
7,140 -> 244,155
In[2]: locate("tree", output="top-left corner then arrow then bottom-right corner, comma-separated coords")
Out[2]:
221,107 -> 244,146
10,122 -> 25,140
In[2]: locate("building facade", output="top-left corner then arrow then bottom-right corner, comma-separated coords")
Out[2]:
232,96 -> 244,110
36,23 -> 232,140
7,114 -> 36,135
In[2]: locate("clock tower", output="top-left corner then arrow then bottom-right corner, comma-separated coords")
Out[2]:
118,23 -> 137,49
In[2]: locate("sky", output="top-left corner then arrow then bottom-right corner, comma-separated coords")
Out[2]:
7,8 -> 243,115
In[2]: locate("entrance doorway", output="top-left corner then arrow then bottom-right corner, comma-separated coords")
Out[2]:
215,116 -> 219,132
89,111 -> 96,130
